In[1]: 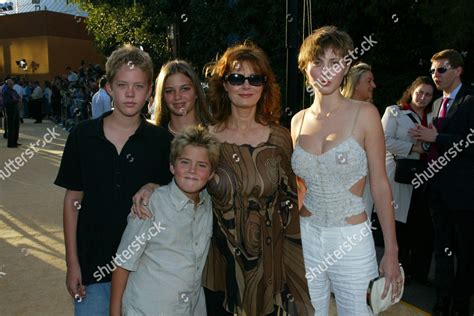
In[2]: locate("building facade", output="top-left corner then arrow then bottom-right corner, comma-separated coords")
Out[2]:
0,1 -> 103,82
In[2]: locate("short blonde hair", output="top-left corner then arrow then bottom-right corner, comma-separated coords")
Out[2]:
341,62 -> 372,98
106,44 -> 153,85
170,125 -> 220,171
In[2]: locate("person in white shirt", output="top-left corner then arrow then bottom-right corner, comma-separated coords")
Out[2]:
91,77 -> 112,119
30,81 -> 43,123
67,66 -> 79,83
43,81 -> 52,118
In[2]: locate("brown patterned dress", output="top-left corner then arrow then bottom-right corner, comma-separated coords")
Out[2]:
203,124 -> 314,315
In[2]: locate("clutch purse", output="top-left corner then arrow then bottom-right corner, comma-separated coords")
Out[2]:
394,158 -> 426,184
367,266 -> 405,315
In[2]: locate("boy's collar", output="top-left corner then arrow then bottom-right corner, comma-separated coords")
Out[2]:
86,110 -> 149,138
169,179 -> 207,212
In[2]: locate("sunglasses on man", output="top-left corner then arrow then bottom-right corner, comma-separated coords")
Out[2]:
224,73 -> 267,86
429,66 -> 451,75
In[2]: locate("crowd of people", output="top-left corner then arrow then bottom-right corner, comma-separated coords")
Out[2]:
0,61 -> 109,147
17,24 -> 471,316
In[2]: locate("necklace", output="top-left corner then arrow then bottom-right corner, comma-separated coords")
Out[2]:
310,104 -> 342,120
168,122 -> 178,136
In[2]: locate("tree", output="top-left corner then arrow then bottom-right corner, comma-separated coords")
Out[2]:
73,1 -> 173,69
75,0 -> 473,116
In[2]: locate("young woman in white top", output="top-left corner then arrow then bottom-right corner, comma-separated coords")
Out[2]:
290,26 -> 402,315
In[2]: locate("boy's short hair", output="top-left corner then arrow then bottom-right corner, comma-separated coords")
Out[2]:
106,44 -> 153,85
431,49 -> 464,70
298,26 -> 354,72
170,125 -> 220,172
99,76 -> 107,88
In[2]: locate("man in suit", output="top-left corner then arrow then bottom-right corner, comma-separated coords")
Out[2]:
410,49 -> 474,315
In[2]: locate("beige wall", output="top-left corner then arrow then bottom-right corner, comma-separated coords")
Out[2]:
7,37 -> 49,75
0,36 -> 104,82
48,36 -> 105,76
0,11 -> 105,82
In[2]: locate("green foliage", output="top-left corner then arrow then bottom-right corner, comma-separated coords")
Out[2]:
73,0 -> 172,68
74,0 -> 473,115
73,0 -> 286,82
310,0 -> 473,110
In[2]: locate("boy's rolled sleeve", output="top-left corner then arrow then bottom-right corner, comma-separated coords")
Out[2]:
115,213 -> 152,271
54,129 -> 83,190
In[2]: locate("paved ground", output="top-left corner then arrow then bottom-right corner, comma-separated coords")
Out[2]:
0,119 -> 432,315
0,119 -> 71,315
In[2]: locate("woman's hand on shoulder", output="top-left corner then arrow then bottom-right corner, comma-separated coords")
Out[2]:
131,183 -> 158,219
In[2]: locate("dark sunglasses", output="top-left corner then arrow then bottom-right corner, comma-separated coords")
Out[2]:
429,66 -> 450,75
224,73 -> 267,86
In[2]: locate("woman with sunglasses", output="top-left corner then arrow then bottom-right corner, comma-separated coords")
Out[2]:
381,76 -> 436,286
291,26 -> 402,315
203,42 -> 313,315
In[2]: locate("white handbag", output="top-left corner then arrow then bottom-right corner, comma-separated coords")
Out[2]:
367,266 -> 405,315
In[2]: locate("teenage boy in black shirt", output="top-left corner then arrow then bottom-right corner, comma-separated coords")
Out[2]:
55,45 -> 172,315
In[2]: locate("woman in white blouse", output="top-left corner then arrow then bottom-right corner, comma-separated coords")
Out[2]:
381,76 -> 437,285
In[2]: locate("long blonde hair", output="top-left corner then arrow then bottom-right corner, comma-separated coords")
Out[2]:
154,60 -> 212,126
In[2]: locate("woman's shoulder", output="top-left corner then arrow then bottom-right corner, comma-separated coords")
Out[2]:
289,108 -> 307,137
270,123 -> 291,141
290,109 -> 306,126
382,104 -> 405,119
207,124 -> 227,143
349,99 -> 380,121
269,123 -> 293,154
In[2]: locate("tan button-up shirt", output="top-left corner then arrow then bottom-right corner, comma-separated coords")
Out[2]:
117,180 -> 212,315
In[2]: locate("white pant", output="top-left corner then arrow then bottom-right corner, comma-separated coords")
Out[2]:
300,217 -> 378,316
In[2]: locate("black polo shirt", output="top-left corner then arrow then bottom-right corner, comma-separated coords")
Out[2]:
55,111 -> 172,285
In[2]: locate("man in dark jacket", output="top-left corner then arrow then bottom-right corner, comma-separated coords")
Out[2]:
2,78 -> 21,148
410,49 -> 474,316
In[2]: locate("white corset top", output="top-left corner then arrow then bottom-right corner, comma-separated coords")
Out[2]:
291,137 -> 368,227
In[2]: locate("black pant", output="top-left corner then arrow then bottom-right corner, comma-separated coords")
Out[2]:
5,104 -> 20,147
431,202 -> 474,313
31,98 -> 43,122
397,185 -> 433,282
